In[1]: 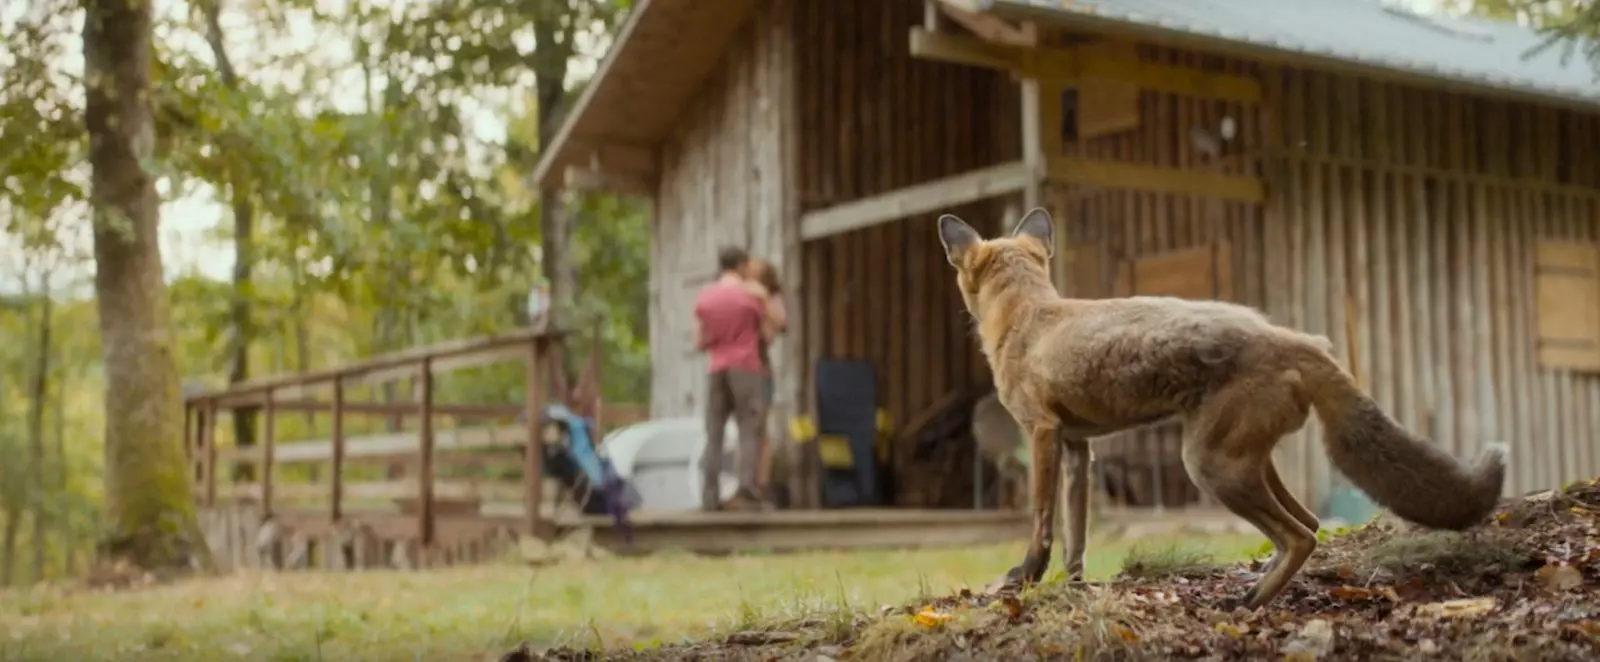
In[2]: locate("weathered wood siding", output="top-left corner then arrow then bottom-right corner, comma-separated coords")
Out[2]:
652,2 -> 794,419
1264,69 -> 1600,508
1046,44 -> 1268,510
791,0 -> 1021,508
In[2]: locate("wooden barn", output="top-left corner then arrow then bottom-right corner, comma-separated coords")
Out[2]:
530,0 -> 1600,518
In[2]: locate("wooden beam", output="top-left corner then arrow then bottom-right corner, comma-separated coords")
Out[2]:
193,327 -> 564,407
220,480 -> 526,505
908,27 -> 1263,103
799,161 -> 1035,241
1047,155 -> 1266,204
937,1 -> 1033,46
563,165 -> 654,198
217,424 -> 528,465
567,141 -> 657,178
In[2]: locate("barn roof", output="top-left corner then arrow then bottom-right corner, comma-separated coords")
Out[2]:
531,0 -> 1600,191
981,0 -> 1600,107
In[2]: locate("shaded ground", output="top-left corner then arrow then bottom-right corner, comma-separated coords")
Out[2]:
0,531 -> 1261,661
535,479 -> 1600,661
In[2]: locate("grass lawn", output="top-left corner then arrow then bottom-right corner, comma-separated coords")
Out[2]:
0,532 -> 1264,662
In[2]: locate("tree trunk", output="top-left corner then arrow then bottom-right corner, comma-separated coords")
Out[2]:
202,0 -> 259,482
27,273 -> 53,582
532,10 -> 577,388
54,369 -> 73,577
1,509 -> 16,586
83,0 -> 211,574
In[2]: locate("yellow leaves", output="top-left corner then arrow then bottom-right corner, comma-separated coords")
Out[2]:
911,606 -> 952,629
1212,621 -> 1246,638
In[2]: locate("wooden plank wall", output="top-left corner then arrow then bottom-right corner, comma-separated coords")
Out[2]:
1264,67 -> 1600,509
1051,42 -> 1267,510
791,0 -> 1021,508
653,1 -> 793,420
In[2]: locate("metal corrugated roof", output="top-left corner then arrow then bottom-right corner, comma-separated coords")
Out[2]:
980,0 -> 1600,108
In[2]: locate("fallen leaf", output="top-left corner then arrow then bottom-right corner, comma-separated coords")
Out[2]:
913,607 -> 952,629
1111,624 -> 1140,643
1328,586 -> 1382,601
1281,619 -> 1335,659
1213,622 -> 1244,638
1415,597 -> 1496,619
1566,621 -> 1600,642
995,596 -> 1023,620
1537,563 -> 1584,591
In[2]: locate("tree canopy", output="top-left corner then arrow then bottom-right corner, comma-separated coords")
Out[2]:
0,0 -> 648,581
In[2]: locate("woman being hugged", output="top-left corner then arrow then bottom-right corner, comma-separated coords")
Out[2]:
741,259 -> 787,505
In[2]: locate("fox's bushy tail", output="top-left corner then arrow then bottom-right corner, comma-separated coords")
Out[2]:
1299,347 -> 1507,530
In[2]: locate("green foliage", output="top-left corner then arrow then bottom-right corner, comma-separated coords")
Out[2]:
0,0 -> 652,581
1451,0 -> 1600,77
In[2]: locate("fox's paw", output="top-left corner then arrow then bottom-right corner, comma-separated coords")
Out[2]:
1217,585 -> 1268,613
1216,594 -> 1250,613
985,565 -> 1028,596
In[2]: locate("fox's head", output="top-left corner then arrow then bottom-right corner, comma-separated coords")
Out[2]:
936,207 -> 1056,315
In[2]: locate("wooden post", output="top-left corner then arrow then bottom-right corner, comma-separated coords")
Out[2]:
523,336 -> 547,536
182,402 -> 193,461
419,358 -> 436,546
204,402 -> 218,507
331,376 -> 347,523
262,388 -> 277,517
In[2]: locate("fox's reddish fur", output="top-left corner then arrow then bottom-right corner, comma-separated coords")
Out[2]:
938,207 -> 1508,610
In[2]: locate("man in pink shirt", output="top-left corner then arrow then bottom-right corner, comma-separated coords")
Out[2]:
694,246 -> 769,511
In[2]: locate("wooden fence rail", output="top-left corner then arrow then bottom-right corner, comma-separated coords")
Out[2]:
183,326 -> 568,548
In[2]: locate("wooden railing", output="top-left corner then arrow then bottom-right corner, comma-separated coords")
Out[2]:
180,326 -> 646,546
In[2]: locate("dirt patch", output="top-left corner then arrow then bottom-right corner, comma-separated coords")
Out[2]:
526,478 -> 1600,661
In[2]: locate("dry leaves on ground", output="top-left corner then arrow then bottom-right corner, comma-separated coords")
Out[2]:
528,477 -> 1600,661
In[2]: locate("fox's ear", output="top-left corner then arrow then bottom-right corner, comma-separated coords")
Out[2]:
1011,207 -> 1054,258
937,214 -> 981,267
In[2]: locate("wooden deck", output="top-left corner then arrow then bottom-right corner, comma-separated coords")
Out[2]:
200,502 -> 1035,570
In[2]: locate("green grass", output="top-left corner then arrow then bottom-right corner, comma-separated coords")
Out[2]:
0,533 -> 1263,662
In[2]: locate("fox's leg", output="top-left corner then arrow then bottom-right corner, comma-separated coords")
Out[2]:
989,425 -> 1061,593
1058,437 -> 1092,581
1257,459 -> 1319,575
1183,380 -> 1316,610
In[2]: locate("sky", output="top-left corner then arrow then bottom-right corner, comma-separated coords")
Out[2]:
1,0 -> 1450,297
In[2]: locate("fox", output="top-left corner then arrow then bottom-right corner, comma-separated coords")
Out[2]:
935,206 -> 1507,610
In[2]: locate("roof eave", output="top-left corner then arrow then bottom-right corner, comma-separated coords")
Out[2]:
528,0 -> 655,192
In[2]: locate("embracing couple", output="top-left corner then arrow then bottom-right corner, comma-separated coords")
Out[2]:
693,246 -> 787,512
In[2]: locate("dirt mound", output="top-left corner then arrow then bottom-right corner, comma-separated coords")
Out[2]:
531,478 -> 1600,661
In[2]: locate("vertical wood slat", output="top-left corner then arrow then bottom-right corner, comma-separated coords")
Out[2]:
261,389 -> 277,517
330,377 -> 347,522
523,340 -> 547,534
419,358 -> 435,547
204,404 -> 218,507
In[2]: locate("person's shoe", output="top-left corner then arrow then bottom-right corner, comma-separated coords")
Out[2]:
720,488 -> 766,512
